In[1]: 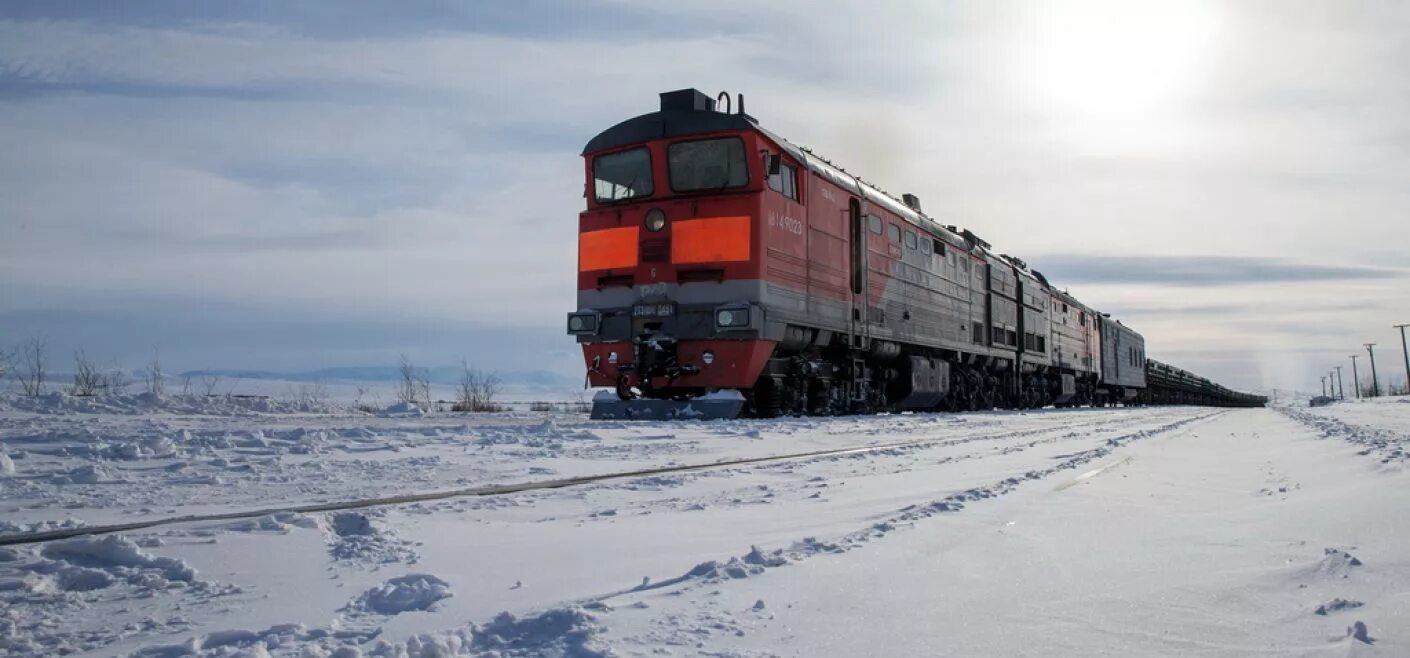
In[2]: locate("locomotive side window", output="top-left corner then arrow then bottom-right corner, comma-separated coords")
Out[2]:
867,215 -> 882,234
934,239 -> 945,257
767,161 -> 799,201
593,147 -> 653,202
887,223 -> 901,242
904,230 -> 917,250
668,137 -> 748,192
920,237 -> 932,254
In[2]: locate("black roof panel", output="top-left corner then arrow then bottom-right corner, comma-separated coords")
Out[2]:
582,110 -> 757,155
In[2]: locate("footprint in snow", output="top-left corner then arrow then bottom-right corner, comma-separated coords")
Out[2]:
1345,621 -> 1373,644
343,574 -> 452,616
1314,598 -> 1363,616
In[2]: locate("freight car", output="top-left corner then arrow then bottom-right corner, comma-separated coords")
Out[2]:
568,89 -> 1265,418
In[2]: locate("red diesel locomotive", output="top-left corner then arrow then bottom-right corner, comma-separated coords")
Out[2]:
568,89 -> 1261,418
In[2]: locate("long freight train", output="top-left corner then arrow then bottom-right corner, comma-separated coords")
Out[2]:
568,89 -> 1265,419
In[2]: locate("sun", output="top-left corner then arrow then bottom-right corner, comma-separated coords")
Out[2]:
1010,0 -> 1222,141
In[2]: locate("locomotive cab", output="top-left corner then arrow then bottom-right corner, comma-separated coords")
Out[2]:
569,89 -> 786,417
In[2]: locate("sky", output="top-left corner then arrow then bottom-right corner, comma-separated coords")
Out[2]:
2,0 -> 1407,393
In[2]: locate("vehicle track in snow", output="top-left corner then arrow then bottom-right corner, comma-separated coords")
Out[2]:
1275,404 -> 1409,463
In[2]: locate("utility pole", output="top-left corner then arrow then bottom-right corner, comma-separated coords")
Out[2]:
1350,355 -> 1361,399
1365,343 -> 1380,397
1321,376 -> 1327,398
1335,366 -> 1345,400
1395,324 -> 1409,395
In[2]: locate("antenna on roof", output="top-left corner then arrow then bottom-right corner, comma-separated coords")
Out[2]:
737,93 -> 745,115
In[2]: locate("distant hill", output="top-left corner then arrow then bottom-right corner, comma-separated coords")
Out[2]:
178,366 -> 573,387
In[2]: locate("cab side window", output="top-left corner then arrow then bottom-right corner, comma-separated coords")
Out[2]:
767,162 -> 799,201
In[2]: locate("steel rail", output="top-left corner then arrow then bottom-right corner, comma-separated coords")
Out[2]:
0,419 -> 1098,548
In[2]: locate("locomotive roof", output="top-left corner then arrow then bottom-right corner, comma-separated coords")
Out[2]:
582,109 -> 758,156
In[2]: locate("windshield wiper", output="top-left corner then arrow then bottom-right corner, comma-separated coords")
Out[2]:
714,158 -> 734,191
617,173 -> 640,200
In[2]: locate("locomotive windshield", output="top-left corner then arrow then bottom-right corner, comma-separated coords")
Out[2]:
668,137 -> 748,192
593,147 -> 653,202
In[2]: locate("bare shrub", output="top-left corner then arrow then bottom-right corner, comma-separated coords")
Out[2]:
200,374 -> 222,396
528,401 -> 555,412
397,354 -> 431,407
353,385 -> 382,414
16,333 -> 48,396
297,380 -> 329,405
181,374 -> 193,396
70,350 -> 102,396
102,361 -> 127,394
454,359 -> 502,412
0,346 -> 13,382
146,347 -> 164,396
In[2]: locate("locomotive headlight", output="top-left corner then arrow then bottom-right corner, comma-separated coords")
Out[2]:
566,312 -> 599,335
714,306 -> 750,330
702,351 -> 715,365
644,208 -> 666,232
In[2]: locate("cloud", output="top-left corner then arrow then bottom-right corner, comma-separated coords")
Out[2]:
0,300 -> 579,376
1032,255 -> 1403,287
1,1 -> 1407,392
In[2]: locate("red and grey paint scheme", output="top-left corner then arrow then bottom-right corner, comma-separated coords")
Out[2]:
569,89 -> 1265,418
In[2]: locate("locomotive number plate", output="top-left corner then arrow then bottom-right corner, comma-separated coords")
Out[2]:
632,302 -> 676,318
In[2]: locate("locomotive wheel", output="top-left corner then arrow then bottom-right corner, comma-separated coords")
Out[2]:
749,376 -> 784,418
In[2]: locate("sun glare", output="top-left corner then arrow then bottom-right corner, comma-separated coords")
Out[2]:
1011,0 -> 1221,146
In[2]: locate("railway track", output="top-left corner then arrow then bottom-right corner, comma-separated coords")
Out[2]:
0,410 -> 1174,548
0,431 -> 1030,547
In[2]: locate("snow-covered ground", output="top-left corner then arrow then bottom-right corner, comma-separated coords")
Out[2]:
1,394 -> 1406,656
